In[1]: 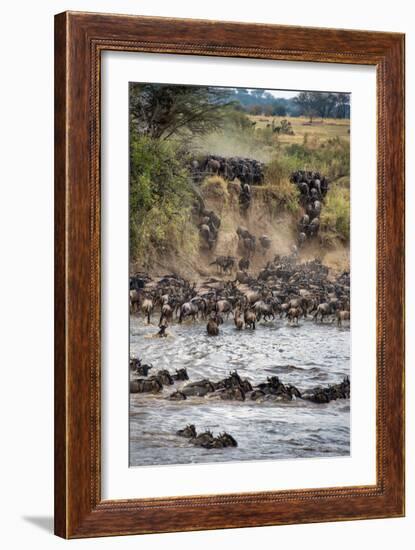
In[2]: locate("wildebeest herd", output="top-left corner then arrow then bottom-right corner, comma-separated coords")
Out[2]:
197,225 -> 272,279
198,208 -> 222,250
194,159 -> 334,253
190,155 -> 265,186
130,357 -> 350,450
130,251 -> 350,453
290,170 -> 330,246
176,425 -> 238,449
192,155 -> 265,227
130,358 -> 350,405
130,254 -> 350,331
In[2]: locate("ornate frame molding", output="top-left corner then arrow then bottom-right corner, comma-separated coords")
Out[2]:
55,11 -> 404,538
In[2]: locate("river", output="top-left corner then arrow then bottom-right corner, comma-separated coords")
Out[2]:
129,316 -> 350,467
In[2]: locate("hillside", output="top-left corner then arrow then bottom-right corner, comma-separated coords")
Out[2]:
130,176 -> 350,280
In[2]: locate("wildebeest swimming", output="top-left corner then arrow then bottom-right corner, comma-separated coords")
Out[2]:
130,254 -> 350,462
176,425 -> 238,449
176,424 -> 238,449
129,253 -> 350,449
130,361 -> 350,406
206,313 -> 222,336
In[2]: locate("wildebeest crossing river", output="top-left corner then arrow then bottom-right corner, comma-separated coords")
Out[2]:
129,316 -> 350,467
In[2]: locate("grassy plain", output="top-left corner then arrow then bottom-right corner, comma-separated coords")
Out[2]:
248,115 -> 350,145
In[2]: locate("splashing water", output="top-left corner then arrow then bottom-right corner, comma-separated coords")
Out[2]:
129,316 -> 350,467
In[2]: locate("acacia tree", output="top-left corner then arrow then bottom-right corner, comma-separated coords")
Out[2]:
294,91 -> 350,121
293,92 -> 320,123
334,93 -> 350,118
129,84 -> 234,140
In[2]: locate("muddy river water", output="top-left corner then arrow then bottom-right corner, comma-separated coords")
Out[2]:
129,316 -> 350,467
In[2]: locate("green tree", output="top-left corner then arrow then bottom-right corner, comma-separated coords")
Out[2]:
129,136 -> 196,263
293,91 -> 350,121
249,104 -> 263,115
129,84 -> 234,140
272,103 -> 287,116
294,92 -> 319,123
334,93 -> 350,118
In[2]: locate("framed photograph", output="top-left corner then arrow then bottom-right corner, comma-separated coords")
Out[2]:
54,11 -> 405,538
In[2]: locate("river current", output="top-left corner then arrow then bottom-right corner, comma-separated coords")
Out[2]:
129,316 -> 350,467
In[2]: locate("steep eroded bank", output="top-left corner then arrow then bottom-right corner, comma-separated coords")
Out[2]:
130,178 -> 349,280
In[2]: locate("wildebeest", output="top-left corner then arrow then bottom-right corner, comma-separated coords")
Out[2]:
313,302 -> 336,323
189,430 -> 215,448
336,310 -> 350,326
244,289 -> 263,306
156,324 -> 168,337
215,387 -> 246,401
244,308 -> 256,329
287,307 -> 302,325
288,297 -> 308,315
172,368 -> 189,381
179,301 -> 199,323
130,377 -> 163,394
141,296 -> 154,324
308,217 -> 320,237
238,257 -> 250,271
193,155 -> 264,188
210,255 -> 235,274
206,158 -> 220,174
302,377 -> 350,403
182,379 -> 216,397
236,227 -> 256,256
176,424 -> 197,438
154,369 -> 174,385
215,299 -> 232,317
259,234 -> 272,253
199,224 -> 214,249
207,313 -> 221,336
129,289 -> 141,313
290,170 -> 330,243
168,391 -> 187,401
252,299 -> 278,321
298,231 -> 307,247
159,304 -> 173,326
214,432 -> 238,447
233,308 -> 244,330
130,358 -> 153,376
235,270 -> 251,284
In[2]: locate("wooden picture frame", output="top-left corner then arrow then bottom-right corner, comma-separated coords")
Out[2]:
54,11 -> 405,538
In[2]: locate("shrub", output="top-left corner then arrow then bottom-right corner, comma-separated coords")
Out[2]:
320,185 -> 350,243
261,158 -> 300,214
282,137 -> 349,181
129,136 -> 197,266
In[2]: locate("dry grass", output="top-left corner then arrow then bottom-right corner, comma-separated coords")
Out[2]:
320,185 -> 350,244
254,181 -> 300,216
200,175 -> 230,200
249,115 -> 350,145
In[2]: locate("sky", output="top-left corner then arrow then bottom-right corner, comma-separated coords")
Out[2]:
268,90 -> 300,99
243,88 -> 299,99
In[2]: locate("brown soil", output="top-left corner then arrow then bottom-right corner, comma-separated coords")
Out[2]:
131,181 -> 349,280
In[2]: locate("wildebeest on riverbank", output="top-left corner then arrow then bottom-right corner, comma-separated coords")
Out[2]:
129,253 -> 350,332
291,170 -> 330,246
191,155 -> 265,186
